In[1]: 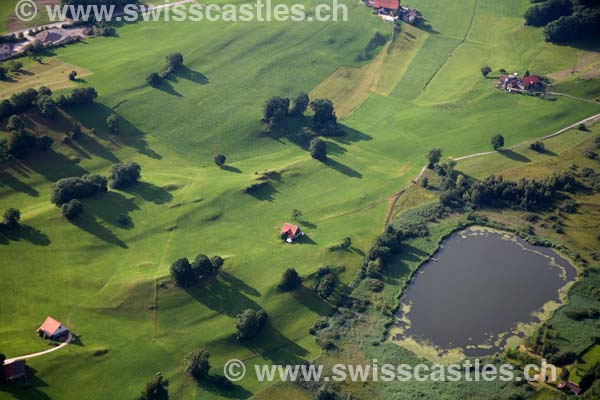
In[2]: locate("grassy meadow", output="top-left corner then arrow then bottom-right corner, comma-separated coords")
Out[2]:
1,0 -> 600,398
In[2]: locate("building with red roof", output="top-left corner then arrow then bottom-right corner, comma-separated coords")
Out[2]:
522,75 -> 544,90
37,316 -> 69,339
280,223 -> 304,243
372,0 -> 399,10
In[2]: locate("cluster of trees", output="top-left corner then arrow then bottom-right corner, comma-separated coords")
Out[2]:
235,308 -> 268,339
277,268 -> 302,291
565,308 -> 600,321
109,161 -> 141,189
262,94 -> 341,136
51,174 -> 108,206
1,115 -> 53,159
1,86 -> 56,119
524,0 -> 600,43
146,53 -> 184,87
1,208 -> 21,229
170,254 -> 224,287
329,236 -> 351,251
56,87 -> 98,107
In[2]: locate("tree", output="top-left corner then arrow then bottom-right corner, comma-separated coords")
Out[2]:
310,98 -> 337,132
214,154 -> 226,166
235,309 -> 268,339
166,52 -> 184,70
68,70 -> 77,81
530,141 -> 545,152
291,209 -> 302,220
0,66 -> 6,81
106,113 -> 120,133
559,367 -> 570,382
139,372 -> 169,400
524,0 -> 572,27
309,137 -> 327,161
426,147 -> 442,168
290,92 -> 309,116
480,65 -> 492,77
51,175 -> 108,206
183,349 -> 211,381
0,100 -> 13,119
210,256 -> 224,272
6,130 -> 36,157
278,268 -> 302,291
109,161 -> 141,189
7,115 -> 25,132
61,199 -> 83,221
36,95 -> 58,118
420,176 -> 429,188
263,96 -> 289,125
490,134 -> 505,150
315,274 -> 335,298
2,208 -> 21,229
146,72 -> 162,87
38,86 -> 52,97
191,254 -> 213,278
170,258 -> 195,287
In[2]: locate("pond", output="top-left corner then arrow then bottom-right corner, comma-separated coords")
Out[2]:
391,227 -> 577,359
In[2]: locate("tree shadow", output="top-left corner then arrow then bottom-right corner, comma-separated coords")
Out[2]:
21,149 -> 88,182
0,365 -> 52,400
75,132 -> 120,163
415,17 -> 440,34
0,224 -> 51,246
196,375 -> 252,399
155,79 -> 182,97
246,181 -> 278,202
67,104 -> 161,160
72,211 -> 128,248
173,66 -> 209,84
498,149 -> 531,163
0,171 -> 39,197
220,271 -> 261,297
295,234 -> 316,245
350,246 -> 365,257
220,165 -> 242,173
121,181 -> 173,205
330,124 -> 373,145
185,275 -> 262,318
323,157 -> 362,178
291,286 -> 334,316
297,219 -> 317,229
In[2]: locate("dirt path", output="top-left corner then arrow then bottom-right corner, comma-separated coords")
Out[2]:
4,333 -> 73,364
383,111 -> 600,226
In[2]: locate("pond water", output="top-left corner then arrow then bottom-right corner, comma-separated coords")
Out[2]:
392,227 -> 577,358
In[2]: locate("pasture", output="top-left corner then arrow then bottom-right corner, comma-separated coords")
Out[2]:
1,0 -> 600,398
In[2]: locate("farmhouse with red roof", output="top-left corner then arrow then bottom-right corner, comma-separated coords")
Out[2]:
280,223 -> 304,243
37,316 -> 69,339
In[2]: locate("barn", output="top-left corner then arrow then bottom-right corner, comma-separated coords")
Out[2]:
37,316 -> 69,339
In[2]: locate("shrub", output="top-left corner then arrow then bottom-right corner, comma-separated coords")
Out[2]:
139,372 -> 169,400
109,161 -> 141,189
420,176 -> 429,188
68,70 -> 77,81
235,309 -> 268,339
426,148 -> 442,168
61,199 -> 83,220
480,65 -> 492,77
183,349 -> 211,381
278,268 -> 302,291
365,278 -> 384,292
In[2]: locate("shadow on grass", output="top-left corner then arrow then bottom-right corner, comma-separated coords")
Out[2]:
121,181 -> 173,205
173,66 -> 209,84
294,234 -> 316,245
0,224 -> 51,246
220,271 -> 261,297
297,218 -> 317,229
67,104 -> 161,160
0,171 -> 39,197
185,274 -> 262,318
292,286 -> 334,316
0,366 -> 52,400
323,157 -> 362,178
220,165 -> 242,173
246,181 -> 278,202
196,375 -> 252,399
21,149 -> 89,182
498,149 -> 531,163
155,79 -> 182,97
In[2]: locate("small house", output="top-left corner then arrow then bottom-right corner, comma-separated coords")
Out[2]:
37,316 -> 69,339
280,223 -> 304,243
522,75 -> 544,91
400,6 -> 418,23
3,360 -> 27,381
557,381 -> 582,396
372,0 -> 399,13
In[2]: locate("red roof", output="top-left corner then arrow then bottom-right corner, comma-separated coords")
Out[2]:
4,360 -> 27,381
373,0 -> 399,9
38,316 -> 63,336
522,75 -> 540,87
280,223 -> 301,239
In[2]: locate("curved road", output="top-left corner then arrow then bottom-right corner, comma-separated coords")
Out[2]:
4,333 -> 73,364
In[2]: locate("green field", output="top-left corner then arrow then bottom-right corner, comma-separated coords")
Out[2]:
1,0 -> 600,398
